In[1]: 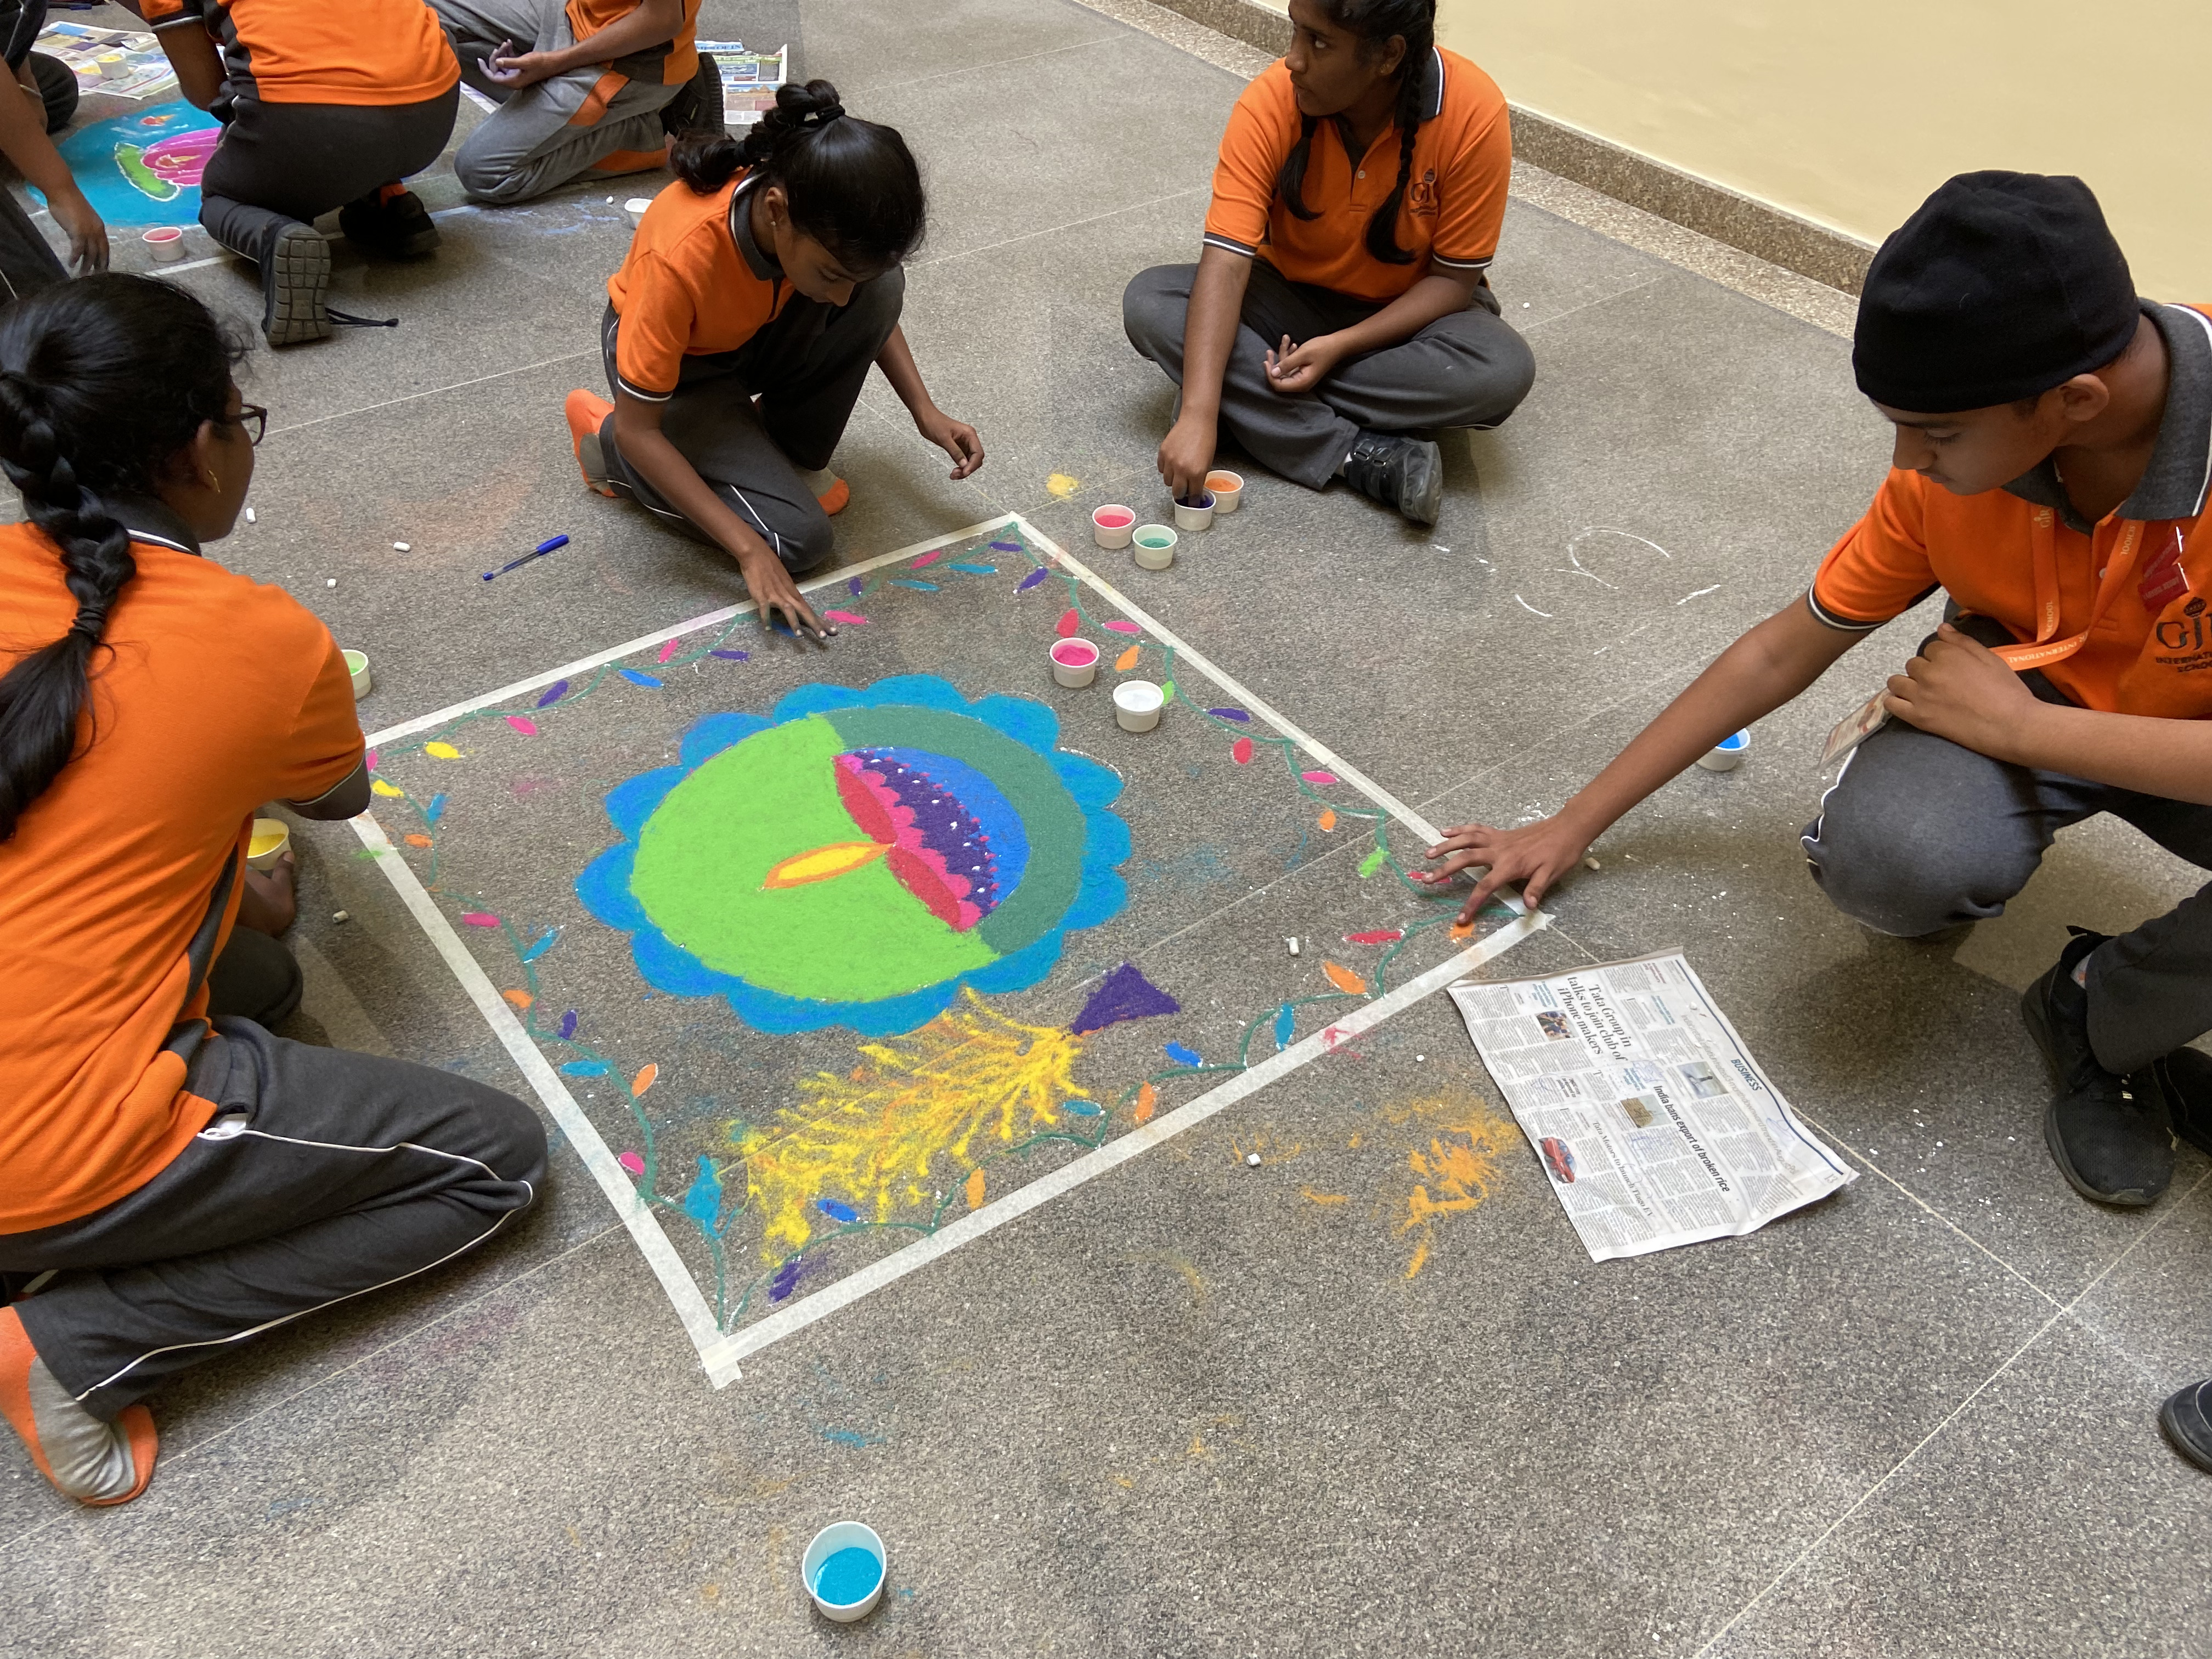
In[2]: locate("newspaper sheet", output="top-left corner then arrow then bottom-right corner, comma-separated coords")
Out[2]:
1448,949 -> 1853,1261
36,22 -> 178,101
697,42 -> 787,125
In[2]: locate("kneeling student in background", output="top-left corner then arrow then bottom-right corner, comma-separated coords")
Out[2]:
1412,172 -> 2212,1472
1122,0 -> 1533,528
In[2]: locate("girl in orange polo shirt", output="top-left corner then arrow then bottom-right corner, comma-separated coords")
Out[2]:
1123,0 -> 1533,527
0,276 -> 543,1505
563,78 -> 984,637
128,0 -> 460,347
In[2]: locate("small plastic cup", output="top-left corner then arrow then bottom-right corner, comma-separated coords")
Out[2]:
803,1521 -> 886,1623
1695,730 -> 1750,772
1114,680 -> 1164,732
247,817 -> 291,872
1131,524 -> 1177,571
1205,470 -> 1244,512
1049,637 -> 1098,688
343,648 -> 373,699
1173,491 -> 1215,533
1091,504 -> 1136,549
623,197 -> 653,228
143,227 -> 185,264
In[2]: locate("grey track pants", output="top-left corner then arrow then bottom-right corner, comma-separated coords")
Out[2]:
436,0 -> 680,204
1121,258 -> 1537,490
0,1018 -> 545,1419
596,266 -> 904,574
1803,613 -> 2212,1074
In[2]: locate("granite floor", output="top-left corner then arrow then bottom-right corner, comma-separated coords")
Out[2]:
5,1 -> 2210,1655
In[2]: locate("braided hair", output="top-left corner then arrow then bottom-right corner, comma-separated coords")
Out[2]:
0,274 -> 246,842
670,78 -> 926,271
1274,0 -> 1437,265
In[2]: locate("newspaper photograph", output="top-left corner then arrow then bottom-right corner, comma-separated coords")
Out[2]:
1448,949 -> 1853,1261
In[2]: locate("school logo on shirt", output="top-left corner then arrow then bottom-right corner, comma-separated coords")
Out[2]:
1407,167 -> 1438,218
2153,593 -> 2212,667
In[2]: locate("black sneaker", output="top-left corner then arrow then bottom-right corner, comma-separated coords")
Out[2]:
337,188 -> 440,259
2021,927 -> 2171,1206
660,50 -> 725,138
2160,1378 -> 2212,1474
261,222 -> 331,348
1342,430 -> 1442,526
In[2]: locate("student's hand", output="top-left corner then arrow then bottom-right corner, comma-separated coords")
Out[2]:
1415,815 -> 1592,922
1883,622 -> 2037,759
483,41 -> 560,88
48,188 -> 108,275
1157,413 -> 1214,503
916,407 -> 984,479
237,851 -> 298,936
739,549 -> 832,643
1263,332 -> 1347,397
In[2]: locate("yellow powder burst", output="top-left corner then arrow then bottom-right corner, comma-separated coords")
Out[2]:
1377,1091 -> 1519,1279
733,990 -> 1087,1259
1046,472 -> 1081,498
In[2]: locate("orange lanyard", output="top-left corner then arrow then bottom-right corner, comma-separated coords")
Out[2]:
1988,507 -> 2145,673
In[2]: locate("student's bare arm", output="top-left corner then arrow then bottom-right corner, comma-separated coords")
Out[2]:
483,0 -> 683,86
0,58 -> 104,271
1421,599 -> 1863,917
138,14 -> 227,108
286,760 -> 372,820
1886,622 -> 2212,805
1158,244 -> 1254,501
874,324 -> 984,479
611,390 -> 827,637
1263,267 -> 1481,395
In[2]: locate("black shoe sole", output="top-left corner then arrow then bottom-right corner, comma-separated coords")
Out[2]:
2160,1391 -> 2212,1475
262,225 -> 331,347
2023,976 -> 2162,1207
1397,438 -> 1442,527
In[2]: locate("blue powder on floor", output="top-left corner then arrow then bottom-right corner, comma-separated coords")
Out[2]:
815,1545 -> 882,1605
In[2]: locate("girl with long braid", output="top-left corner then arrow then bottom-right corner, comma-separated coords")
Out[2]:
0,276 -> 544,1506
1123,0 -> 1533,527
563,78 -> 984,638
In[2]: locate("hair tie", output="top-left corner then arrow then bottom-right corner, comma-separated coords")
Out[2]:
800,103 -> 845,128
69,606 -> 104,639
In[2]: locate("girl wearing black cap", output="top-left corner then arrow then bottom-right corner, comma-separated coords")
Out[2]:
561,79 -> 984,639
1417,172 -> 2212,1344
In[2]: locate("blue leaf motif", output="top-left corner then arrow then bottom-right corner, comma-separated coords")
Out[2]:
521,927 -> 560,962
816,1198 -> 857,1223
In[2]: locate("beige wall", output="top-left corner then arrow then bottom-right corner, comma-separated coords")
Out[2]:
1259,0 -> 2211,297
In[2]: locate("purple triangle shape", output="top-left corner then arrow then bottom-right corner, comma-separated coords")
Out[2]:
1069,963 -> 1182,1036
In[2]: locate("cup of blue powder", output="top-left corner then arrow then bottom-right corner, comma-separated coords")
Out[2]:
802,1520 -> 886,1622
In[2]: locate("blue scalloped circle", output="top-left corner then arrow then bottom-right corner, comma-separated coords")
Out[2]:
575,675 -> 1129,1036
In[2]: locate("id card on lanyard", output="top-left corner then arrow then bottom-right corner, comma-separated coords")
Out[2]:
1821,509 -> 2151,769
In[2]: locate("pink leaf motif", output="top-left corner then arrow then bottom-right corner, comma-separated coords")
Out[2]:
461,912 -> 500,928
1103,619 -> 1141,635
505,715 -> 539,736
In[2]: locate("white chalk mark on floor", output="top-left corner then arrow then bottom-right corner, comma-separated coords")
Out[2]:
1515,595 -> 1552,617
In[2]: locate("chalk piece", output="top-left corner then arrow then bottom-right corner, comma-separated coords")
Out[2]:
1584,856 -> 1601,871
244,507 -> 256,523
605,195 -> 613,203
393,541 -> 410,551
1245,1152 -> 1261,1167
1417,1054 -> 1425,1062
1286,937 -> 1299,956
325,578 -> 337,587
332,910 -> 349,923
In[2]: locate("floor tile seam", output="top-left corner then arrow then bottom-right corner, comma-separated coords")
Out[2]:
907,185 -> 1212,273
262,347 -> 600,443
1689,1299 -> 2073,1659
1515,272 -> 1668,337
2042,1163 -> 2212,1396
853,31 -> 1121,101
0,1220 -> 630,1558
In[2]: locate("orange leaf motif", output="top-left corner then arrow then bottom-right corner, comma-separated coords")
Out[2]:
631,1062 -> 658,1097
1318,809 -> 1337,832
964,1166 -> 987,1210
1114,645 -> 1140,672
1134,1081 -> 1157,1124
1322,961 -> 1368,996
501,989 -> 533,1011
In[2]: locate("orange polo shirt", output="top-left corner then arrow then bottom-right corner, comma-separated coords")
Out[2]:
608,171 -> 791,401
1202,49 -> 1510,303
566,0 -> 703,86
143,0 -> 456,106
1810,302 -> 2212,719
0,514 -> 363,1233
